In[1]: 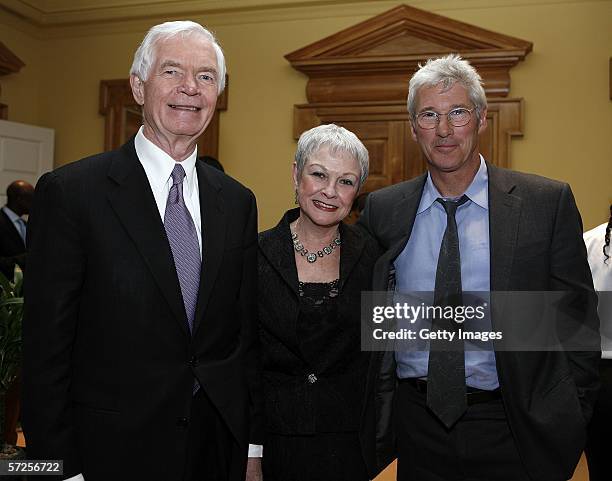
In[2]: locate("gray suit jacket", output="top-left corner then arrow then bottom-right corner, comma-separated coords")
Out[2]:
358,162 -> 600,481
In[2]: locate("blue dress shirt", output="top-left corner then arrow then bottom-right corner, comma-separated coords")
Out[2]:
2,205 -> 26,242
394,157 -> 499,390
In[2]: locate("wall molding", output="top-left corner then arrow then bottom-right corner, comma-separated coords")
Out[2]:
287,4 -> 530,189
0,0 -> 606,39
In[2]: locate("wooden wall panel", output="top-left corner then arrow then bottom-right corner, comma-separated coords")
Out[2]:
294,98 -> 523,189
287,4 -> 531,189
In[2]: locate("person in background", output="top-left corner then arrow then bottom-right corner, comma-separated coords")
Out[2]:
345,191 -> 369,224
359,54 -> 600,481
254,124 -> 378,481
22,21 -> 261,481
0,180 -> 33,280
583,204 -> 612,481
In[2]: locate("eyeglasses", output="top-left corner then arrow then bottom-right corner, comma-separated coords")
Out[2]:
415,107 -> 476,130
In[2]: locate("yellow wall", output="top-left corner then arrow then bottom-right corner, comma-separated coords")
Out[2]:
0,0 -> 610,231
0,11 -> 44,126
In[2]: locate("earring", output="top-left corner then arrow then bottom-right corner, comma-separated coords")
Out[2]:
294,189 -> 299,205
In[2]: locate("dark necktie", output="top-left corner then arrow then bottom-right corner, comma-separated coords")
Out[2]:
164,164 -> 201,333
427,194 -> 469,428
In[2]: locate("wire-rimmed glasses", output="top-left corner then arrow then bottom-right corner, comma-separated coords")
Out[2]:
415,107 -> 476,129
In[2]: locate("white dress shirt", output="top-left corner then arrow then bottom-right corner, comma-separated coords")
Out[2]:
584,222 -> 612,358
134,126 -> 202,254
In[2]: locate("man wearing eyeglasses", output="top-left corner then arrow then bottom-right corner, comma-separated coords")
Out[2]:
359,54 -> 600,481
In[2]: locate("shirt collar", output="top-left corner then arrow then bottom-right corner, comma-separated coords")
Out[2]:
464,155 -> 488,210
134,126 -> 198,193
417,155 -> 489,214
2,206 -> 21,223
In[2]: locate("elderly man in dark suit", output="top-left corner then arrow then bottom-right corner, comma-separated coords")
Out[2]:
359,54 -> 600,481
22,21 -> 261,481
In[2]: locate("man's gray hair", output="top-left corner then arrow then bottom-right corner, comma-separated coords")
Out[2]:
407,54 -> 487,120
295,124 -> 369,189
130,20 -> 226,94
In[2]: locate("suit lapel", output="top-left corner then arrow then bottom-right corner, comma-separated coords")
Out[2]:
192,161 -> 225,333
259,210 -> 300,297
258,210 -> 301,354
372,175 -> 426,291
388,177 -> 426,258
488,163 -> 522,293
338,223 -> 365,293
106,140 -> 189,336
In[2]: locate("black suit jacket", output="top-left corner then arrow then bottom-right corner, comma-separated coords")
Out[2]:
359,163 -> 600,481
22,139 -> 262,481
0,208 -> 26,279
258,209 -> 379,436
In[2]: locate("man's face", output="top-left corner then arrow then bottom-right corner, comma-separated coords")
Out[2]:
410,82 -> 487,177
130,34 -> 219,151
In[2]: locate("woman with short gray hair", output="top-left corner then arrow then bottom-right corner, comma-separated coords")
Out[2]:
256,123 -> 379,481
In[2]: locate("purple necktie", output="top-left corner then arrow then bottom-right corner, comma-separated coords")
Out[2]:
164,163 -> 201,333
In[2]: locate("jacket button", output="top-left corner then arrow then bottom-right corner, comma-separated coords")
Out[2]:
307,373 -> 318,384
188,356 -> 197,367
176,417 -> 189,428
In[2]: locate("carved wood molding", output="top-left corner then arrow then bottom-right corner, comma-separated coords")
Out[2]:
0,41 -> 25,76
286,4 -> 532,101
99,77 -> 228,157
286,4 -> 531,187
0,41 -> 26,120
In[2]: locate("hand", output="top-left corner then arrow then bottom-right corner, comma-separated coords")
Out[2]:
246,457 -> 263,481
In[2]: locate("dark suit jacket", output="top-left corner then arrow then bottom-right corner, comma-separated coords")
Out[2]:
22,139 -> 262,481
258,209 -> 379,437
359,163 -> 600,481
0,208 -> 26,279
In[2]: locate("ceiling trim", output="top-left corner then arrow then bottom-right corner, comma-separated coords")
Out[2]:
1,0 -> 44,23
7,0 -> 384,26
0,0 -> 603,38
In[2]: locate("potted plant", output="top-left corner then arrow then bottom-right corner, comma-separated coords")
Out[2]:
0,267 -> 24,460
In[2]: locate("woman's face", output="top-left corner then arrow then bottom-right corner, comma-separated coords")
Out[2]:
294,146 -> 361,229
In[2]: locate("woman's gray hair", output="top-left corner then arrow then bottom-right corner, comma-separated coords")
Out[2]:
295,124 -> 369,189
407,54 -> 487,120
130,20 -> 226,94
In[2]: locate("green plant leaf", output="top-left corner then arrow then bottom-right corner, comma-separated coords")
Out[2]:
0,270 -> 23,394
